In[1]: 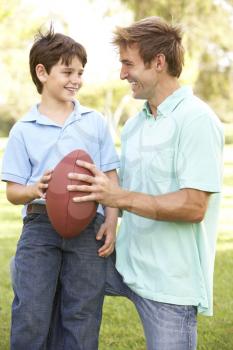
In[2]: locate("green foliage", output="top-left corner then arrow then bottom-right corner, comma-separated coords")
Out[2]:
0,113 -> 15,137
195,52 -> 233,123
0,0 -> 49,136
79,80 -> 143,131
120,0 -> 214,21
79,80 -> 129,116
0,144 -> 233,349
224,123 -> 233,145
0,0 -> 19,21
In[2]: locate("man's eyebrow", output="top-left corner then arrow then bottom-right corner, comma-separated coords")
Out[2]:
120,59 -> 133,64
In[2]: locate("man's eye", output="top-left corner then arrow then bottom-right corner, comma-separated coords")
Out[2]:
123,63 -> 132,67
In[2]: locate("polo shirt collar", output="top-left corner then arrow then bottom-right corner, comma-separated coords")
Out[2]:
158,86 -> 193,116
21,100 -> 92,125
143,102 -> 154,119
143,86 -> 193,119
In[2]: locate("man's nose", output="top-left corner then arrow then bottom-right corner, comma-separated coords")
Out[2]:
120,67 -> 128,80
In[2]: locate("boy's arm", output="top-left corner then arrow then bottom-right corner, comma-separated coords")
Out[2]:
6,170 -> 52,205
96,169 -> 119,257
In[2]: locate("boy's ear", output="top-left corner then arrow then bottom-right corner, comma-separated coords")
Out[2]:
35,64 -> 48,83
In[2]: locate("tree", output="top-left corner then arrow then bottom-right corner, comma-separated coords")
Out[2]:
79,80 -> 143,140
0,0 -> 48,135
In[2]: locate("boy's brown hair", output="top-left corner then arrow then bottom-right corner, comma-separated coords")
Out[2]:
113,16 -> 184,77
30,26 -> 87,94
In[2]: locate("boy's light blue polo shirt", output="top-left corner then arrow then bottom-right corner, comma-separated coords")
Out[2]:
2,100 -> 120,215
116,86 -> 224,316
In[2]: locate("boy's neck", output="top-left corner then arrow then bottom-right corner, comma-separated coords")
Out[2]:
38,97 -> 74,125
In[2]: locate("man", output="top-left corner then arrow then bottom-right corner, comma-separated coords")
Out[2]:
68,16 -> 224,350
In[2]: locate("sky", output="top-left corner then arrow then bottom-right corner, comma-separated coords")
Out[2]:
22,0 -> 133,83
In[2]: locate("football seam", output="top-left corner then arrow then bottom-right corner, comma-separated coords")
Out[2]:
65,150 -> 80,236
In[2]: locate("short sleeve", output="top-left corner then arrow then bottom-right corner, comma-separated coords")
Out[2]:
98,117 -> 120,172
177,114 -> 224,192
1,128 -> 31,185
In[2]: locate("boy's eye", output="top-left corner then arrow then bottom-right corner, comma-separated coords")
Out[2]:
64,71 -> 71,75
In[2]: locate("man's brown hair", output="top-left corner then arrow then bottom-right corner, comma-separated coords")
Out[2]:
30,26 -> 87,94
113,16 -> 184,77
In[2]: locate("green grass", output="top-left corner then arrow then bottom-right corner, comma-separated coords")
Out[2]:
0,146 -> 233,350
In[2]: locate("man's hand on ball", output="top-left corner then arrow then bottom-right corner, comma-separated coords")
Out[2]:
67,160 -> 121,207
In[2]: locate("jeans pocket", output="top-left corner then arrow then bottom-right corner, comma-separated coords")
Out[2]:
158,302 -> 197,330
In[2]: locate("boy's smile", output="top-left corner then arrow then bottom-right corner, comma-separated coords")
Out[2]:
39,56 -> 84,102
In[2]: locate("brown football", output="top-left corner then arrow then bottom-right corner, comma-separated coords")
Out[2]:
46,149 -> 97,238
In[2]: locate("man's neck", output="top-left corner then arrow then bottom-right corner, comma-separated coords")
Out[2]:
148,78 -> 180,117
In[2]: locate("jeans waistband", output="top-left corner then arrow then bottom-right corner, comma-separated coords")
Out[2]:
27,204 -> 47,215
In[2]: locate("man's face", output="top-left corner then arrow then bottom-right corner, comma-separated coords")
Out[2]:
40,56 -> 84,102
119,44 -> 158,100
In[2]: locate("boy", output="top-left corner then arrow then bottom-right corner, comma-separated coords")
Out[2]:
2,27 -> 119,349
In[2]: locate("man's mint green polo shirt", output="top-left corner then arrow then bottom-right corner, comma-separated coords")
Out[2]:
116,86 -> 224,316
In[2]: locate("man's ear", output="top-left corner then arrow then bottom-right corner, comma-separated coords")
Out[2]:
153,54 -> 166,72
35,64 -> 48,83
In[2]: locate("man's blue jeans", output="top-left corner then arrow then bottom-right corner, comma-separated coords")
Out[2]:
11,212 -> 106,350
105,252 -> 198,350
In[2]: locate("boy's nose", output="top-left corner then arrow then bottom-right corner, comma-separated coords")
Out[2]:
70,74 -> 80,84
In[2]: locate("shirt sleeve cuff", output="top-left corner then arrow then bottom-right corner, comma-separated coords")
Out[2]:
179,180 -> 222,193
1,173 -> 27,185
101,161 -> 120,172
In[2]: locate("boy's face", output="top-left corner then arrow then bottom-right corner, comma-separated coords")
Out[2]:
37,56 -> 84,102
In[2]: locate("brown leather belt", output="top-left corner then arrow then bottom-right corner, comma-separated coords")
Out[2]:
27,203 -> 47,215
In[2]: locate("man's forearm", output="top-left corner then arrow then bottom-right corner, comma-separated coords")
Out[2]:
116,188 -> 209,223
68,162 -> 209,223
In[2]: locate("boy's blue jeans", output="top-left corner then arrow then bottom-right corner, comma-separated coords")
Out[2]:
11,212 -> 106,350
